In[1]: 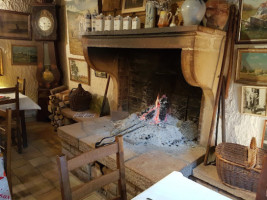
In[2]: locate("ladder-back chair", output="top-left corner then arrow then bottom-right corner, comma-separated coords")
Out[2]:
256,155 -> 267,200
17,77 -> 27,147
57,135 -> 127,200
0,84 -> 22,153
0,108 -> 12,194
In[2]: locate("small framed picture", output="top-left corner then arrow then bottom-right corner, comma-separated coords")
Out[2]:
241,86 -> 267,117
237,0 -> 267,43
95,71 -> 107,78
235,48 -> 267,86
0,10 -> 31,40
122,0 -> 146,14
11,45 -> 38,65
262,120 -> 267,150
69,58 -> 90,85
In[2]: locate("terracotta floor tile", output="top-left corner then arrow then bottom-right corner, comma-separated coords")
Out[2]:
29,156 -> 51,167
11,158 -> 28,169
34,188 -> 61,200
12,164 -> 39,179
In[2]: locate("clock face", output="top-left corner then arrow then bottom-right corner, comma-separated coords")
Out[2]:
36,9 -> 55,36
38,17 -> 52,31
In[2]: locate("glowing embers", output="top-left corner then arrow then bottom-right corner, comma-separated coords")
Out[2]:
139,95 -> 169,125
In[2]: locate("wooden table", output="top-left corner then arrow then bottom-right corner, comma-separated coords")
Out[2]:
132,171 -> 231,200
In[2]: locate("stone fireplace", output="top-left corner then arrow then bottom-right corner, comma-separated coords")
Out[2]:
82,26 -> 226,146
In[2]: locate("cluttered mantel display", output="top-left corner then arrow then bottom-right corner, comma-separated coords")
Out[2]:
82,0 -> 228,33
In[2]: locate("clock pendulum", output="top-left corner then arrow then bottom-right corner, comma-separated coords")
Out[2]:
31,1 -> 60,121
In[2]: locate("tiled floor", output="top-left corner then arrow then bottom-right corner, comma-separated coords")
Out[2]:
11,121 -> 105,200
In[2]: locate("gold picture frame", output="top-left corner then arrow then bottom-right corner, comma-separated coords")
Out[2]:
235,48 -> 267,86
69,58 -> 90,85
122,0 -> 146,14
262,120 -> 267,150
0,49 -> 3,76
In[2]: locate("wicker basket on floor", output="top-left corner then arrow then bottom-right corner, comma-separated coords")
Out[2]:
215,138 -> 267,192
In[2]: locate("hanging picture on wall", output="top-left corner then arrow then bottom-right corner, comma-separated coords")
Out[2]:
66,0 -> 99,56
241,86 -> 267,117
237,0 -> 267,43
11,45 -> 38,65
262,120 -> 267,150
0,49 -> 3,76
0,10 -> 31,40
122,0 -> 146,13
235,48 -> 267,85
69,58 -> 90,85
95,71 -> 107,78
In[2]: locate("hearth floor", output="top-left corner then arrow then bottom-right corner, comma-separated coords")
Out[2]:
193,164 -> 256,200
58,116 -> 207,195
11,121 -> 105,200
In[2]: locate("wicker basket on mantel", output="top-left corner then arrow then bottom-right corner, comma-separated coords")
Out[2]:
215,138 -> 267,192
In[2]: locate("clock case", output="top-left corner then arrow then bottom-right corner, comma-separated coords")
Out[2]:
32,3 -> 57,40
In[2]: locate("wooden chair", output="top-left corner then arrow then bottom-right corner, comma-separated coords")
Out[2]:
17,77 -> 27,147
0,108 -> 12,194
57,135 -> 127,200
0,84 -> 22,153
256,155 -> 267,200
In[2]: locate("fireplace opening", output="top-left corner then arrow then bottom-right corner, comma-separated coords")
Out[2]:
94,48 -> 204,150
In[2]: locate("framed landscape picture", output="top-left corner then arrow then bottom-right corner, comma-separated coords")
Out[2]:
69,58 -> 90,85
122,0 -> 146,13
0,10 -> 31,40
66,0 -> 99,56
241,86 -> 267,117
11,45 -> 37,65
95,71 -> 107,78
262,120 -> 267,150
235,48 -> 267,85
238,0 -> 267,43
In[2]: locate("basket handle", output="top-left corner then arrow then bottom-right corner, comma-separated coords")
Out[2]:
246,137 -> 257,169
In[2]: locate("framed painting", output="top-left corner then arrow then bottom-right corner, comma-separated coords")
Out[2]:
0,49 -> 3,76
122,0 -> 146,13
11,45 -> 37,65
241,86 -> 267,117
95,71 -> 107,78
66,0 -> 99,56
262,120 -> 267,150
235,48 -> 267,85
69,58 -> 90,85
238,0 -> 267,43
0,10 -> 31,40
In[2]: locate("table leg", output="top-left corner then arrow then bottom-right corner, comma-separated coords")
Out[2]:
20,111 -> 27,148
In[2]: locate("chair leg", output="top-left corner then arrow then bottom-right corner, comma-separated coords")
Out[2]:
20,111 -> 27,148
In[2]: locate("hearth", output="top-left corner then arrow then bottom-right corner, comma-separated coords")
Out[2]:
82,26 -> 226,146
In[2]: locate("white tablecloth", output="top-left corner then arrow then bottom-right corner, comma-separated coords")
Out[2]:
0,93 -> 41,111
0,156 -> 11,200
132,171 -> 231,200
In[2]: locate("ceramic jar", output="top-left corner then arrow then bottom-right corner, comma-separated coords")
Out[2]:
114,15 -> 123,31
123,16 -> 132,30
91,10 -> 98,32
104,15 -> 114,31
205,0 -> 229,30
181,0 -> 206,25
85,10 -> 91,32
95,13 -> 105,31
145,1 -> 156,28
132,16 -> 141,29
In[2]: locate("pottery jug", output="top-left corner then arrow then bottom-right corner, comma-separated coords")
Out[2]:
181,0 -> 206,25
145,1 -> 156,28
158,10 -> 172,28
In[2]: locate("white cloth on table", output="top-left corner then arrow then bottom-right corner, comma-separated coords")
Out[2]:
0,156 -> 11,200
0,93 -> 41,111
132,171 -> 231,200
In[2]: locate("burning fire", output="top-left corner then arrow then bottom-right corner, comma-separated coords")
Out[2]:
139,95 -> 169,124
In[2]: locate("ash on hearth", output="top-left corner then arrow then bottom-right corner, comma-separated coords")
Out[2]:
112,95 -> 198,149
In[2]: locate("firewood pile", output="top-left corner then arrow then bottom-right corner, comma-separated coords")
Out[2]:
48,86 -> 72,131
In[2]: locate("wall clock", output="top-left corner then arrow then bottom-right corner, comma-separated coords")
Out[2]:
32,3 -> 57,40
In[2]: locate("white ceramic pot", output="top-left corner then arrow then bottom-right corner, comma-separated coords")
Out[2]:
181,0 -> 206,26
